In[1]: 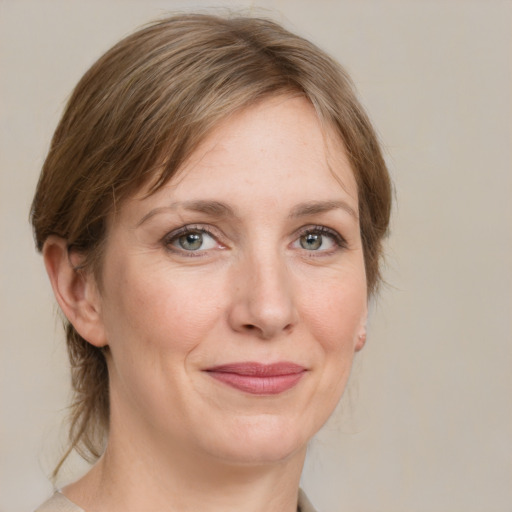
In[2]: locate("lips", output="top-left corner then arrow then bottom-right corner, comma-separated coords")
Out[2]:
204,362 -> 307,395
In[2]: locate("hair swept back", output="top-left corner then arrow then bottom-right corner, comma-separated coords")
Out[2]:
30,13 -> 392,476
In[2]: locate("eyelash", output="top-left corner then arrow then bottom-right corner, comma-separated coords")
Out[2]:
163,224 -> 222,257
297,225 -> 348,253
162,224 -> 347,256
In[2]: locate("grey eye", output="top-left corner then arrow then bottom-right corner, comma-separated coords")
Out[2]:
178,232 -> 204,250
300,233 -> 322,250
169,230 -> 218,252
293,229 -> 339,252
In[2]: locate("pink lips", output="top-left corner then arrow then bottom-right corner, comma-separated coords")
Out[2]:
205,362 -> 307,395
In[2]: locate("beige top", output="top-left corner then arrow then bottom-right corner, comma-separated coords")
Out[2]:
35,488 -> 317,512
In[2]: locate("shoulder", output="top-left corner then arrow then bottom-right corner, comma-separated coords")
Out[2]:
35,489 -> 315,512
34,492 -> 85,512
298,488 -> 318,512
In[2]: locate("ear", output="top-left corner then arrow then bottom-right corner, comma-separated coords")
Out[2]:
43,235 -> 107,347
355,307 -> 368,352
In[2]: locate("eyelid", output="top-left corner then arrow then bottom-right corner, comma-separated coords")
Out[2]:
162,223 -> 347,257
163,224 -> 226,256
292,225 -> 348,251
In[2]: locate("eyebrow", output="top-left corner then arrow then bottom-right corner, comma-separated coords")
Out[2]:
289,200 -> 358,220
137,198 -> 358,227
136,200 -> 236,226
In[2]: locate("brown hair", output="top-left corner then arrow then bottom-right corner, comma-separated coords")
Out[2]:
30,13 -> 391,474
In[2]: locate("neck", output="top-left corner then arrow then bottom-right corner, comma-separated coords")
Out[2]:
64,421 -> 306,512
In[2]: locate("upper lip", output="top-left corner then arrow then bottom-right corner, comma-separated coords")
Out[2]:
205,362 -> 307,376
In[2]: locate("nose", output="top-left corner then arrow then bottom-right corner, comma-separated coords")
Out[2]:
227,251 -> 298,340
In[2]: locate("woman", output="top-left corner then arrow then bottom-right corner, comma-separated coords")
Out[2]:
31,13 -> 391,512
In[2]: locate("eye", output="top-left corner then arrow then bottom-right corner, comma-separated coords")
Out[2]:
292,226 -> 345,252
165,227 -> 219,253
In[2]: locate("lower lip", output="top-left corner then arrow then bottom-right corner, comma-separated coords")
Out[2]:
206,371 -> 305,395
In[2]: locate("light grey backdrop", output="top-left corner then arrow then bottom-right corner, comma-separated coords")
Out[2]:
1,1 -> 511,511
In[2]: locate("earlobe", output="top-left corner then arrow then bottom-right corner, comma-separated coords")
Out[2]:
355,309 -> 368,352
355,330 -> 367,352
43,235 -> 107,347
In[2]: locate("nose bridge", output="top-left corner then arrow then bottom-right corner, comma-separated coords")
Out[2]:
230,242 -> 297,339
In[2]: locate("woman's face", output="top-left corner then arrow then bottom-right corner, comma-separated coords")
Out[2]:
92,95 -> 367,466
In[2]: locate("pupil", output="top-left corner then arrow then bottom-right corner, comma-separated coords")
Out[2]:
301,233 -> 321,250
180,232 -> 202,250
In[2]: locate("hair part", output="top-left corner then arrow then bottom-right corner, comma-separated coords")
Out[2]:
30,13 -> 392,476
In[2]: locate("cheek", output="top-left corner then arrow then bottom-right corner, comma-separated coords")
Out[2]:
294,272 -> 366,432
100,262 -> 226,421
101,260 -> 224,353
300,272 -> 366,352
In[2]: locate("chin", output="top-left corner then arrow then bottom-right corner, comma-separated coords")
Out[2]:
199,414 -> 312,467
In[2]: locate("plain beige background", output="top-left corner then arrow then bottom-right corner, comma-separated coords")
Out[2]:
1,1 -> 511,511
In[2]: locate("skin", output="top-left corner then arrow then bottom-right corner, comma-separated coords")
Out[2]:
44,95 -> 368,512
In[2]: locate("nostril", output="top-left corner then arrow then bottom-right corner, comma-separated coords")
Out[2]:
283,323 -> 293,333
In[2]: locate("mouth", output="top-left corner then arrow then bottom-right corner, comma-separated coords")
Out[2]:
204,362 -> 307,395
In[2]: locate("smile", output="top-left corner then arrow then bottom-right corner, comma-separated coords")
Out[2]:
204,362 -> 307,395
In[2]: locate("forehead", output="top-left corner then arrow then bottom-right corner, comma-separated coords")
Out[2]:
126,95 -> 358,220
